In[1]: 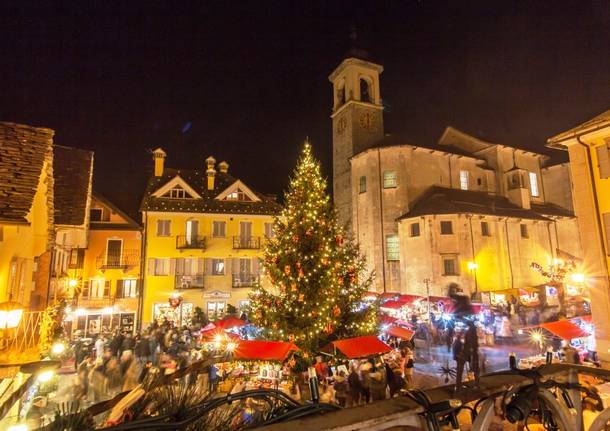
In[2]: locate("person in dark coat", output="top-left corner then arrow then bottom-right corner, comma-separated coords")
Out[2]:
347,365 -> 362,406
135,334 -> 151,363
121,333 -> 135,353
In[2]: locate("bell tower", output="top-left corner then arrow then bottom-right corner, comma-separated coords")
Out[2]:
329,52 -> 384,228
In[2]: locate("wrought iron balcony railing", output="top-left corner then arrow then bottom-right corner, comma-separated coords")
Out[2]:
232,236 -> 261,249
96,249 -> 140,270
176,235 -> 206,250
175,274 -> 204,289
232,273 -> 260,288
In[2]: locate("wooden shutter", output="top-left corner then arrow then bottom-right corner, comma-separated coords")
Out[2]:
169,258 -> 176,275
175,258 -> 184,276
252,258 -> 260,274
604,213 -> 610,253
198,258 -> 206,275
597,144 -> 610,179
204,258 -> 212,275
82,281 -> 89,298
225,258 -> 232,274
77,248 -> 85,268
147,258 -> 155,276
104,280 -> 111,298
232,258 -> 240,275
116,280 -> 124,298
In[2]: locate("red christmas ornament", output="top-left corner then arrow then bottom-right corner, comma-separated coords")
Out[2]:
335,235 -> 343,246
298,269 -> 304,278
298,294 -> 304,302
325,322 -> 333,334
284,265 -> 291,275
333,305 -> 341,317
291,283 -> 297,291
292,234 -> 300,242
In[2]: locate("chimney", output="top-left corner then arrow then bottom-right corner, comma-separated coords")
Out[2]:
206,156 -> 216,190
218,161 -> 229,173
152,148 -> 167,177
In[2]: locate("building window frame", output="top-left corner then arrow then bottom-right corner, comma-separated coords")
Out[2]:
122,279 -> 138,298
386,234 -> 400,261
410,222 -> 420,237
481,221 -> 490,237
383,171 -> 397,189
529,172 -> 540,197
264,222 -> 275,239
359,176 -> 367,193
520,223 -> 529,239
440,220 -> 453,235
460,170 -> 469,190
212,221 -> 226,238
156,220 -> 171,237
153,258 -> 170,276
212,258 -> 225,275
442,256 -> 459,276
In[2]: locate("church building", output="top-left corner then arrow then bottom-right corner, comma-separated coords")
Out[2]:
329,53 -> 582,298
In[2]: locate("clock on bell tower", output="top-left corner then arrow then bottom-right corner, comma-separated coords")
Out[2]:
329,56 -> 384,228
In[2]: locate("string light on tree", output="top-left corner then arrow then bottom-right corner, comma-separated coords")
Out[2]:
249,140 -> 377,355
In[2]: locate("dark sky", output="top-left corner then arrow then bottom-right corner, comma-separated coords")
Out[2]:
2,1 -> 610,217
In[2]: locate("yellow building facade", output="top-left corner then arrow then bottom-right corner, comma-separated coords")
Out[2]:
72,195 -> 142,336
140,149 -> 279,326
548,111 -> 610,361
0,122 -> 55,310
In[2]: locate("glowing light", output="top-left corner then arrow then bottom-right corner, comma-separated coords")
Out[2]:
7,424 -> 28,431
553,258 -> 564,266
441,313 -> 453,322
226,342 -> 237,352
518,329 -> 524,335
37,370 -> 54,383
214,335 -> 222,343
68,278 -> 78,288
51,342 -> 66,355
571,273 -> 585,283
467,261 -> 478,271
0,302 -> 24,329
75,308 -> 87,316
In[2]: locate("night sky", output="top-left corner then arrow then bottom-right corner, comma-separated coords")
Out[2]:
2,1 -> 610,217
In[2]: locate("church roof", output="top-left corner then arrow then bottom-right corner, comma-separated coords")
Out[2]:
397,186 -> 573,221
53,145 -> 94,226
140,168 -> 281,215
0,122 -> 54,224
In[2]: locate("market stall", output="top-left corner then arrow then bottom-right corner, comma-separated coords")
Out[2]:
214,316 -> 247,330
321,335 -> 392,359
383,325 -> 415,341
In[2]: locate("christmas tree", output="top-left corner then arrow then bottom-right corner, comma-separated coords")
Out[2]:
249,142 -> 377,354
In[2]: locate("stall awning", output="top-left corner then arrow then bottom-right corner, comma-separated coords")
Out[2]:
540,320 -> 591,340
384,325 -> 415,340
380,314 -> 397,325
233,340 -> 299,361
214,317 -> 246,329
380,300 -> 405,309
200,328 -> 240,341
322,336 -> 392,359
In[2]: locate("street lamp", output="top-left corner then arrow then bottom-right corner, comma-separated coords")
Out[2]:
570,273 -> 585,283
467,261 -> 478,293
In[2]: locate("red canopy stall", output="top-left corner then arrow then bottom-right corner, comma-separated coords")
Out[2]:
233,340 -> 299,361
540,320 -> 591,340
214,317 -> 246,330
383,325 -> 415,340
322,336 -> 392,359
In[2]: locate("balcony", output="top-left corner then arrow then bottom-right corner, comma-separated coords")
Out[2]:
232,273 -> 259,288
96,249 -> 140,271
176,235 -> 206,250
232,236 -> 261,250
175,274 -> 205,289
78,296 -> 114,309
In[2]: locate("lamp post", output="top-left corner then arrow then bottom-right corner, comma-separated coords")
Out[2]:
0,301 -> 24,350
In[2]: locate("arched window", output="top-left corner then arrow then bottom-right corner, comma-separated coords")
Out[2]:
360,78 -> 372,103
336,82 -> 345,107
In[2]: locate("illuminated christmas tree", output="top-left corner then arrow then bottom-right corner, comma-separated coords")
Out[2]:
249,142 -> 377,355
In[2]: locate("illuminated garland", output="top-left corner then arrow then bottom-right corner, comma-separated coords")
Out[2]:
249,142 -> 377,355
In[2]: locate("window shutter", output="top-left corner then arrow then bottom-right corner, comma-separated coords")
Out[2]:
116,280 -> 124,298
104,280 -> 110,298
199,258 -> 206,275
77,248 -> 85,267
232,258 -> 240,274
225,258 -> 232,274
604,213 -> 610,252
82,281 -> 89,298
596,144 -> 610,179
147,258 -> 155,276
169,258 -> 176,275
204,258 -> 212,275
175,258 -> 184,275
252,258 -> 260,275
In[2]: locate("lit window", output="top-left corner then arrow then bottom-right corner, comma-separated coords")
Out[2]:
460,170 -> 469,190
520,224 -> 529,239
122,279 -> 138,298
90,208 -> 103,222
156,220 -> 171,236
207,301 -> 226,319
359,176 -> 367,193
212,221 -> 226,237
224,188 -> 251,201
164,185 -> 188,199
529,172 -> 539,197
383,171 -> 397,189
212,259 -> 225,275
440,221 -> 453,235
410,223 -> 420,237
481,221 -> 490,236
443,257 -> 458,276
386,235 -> 400,261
